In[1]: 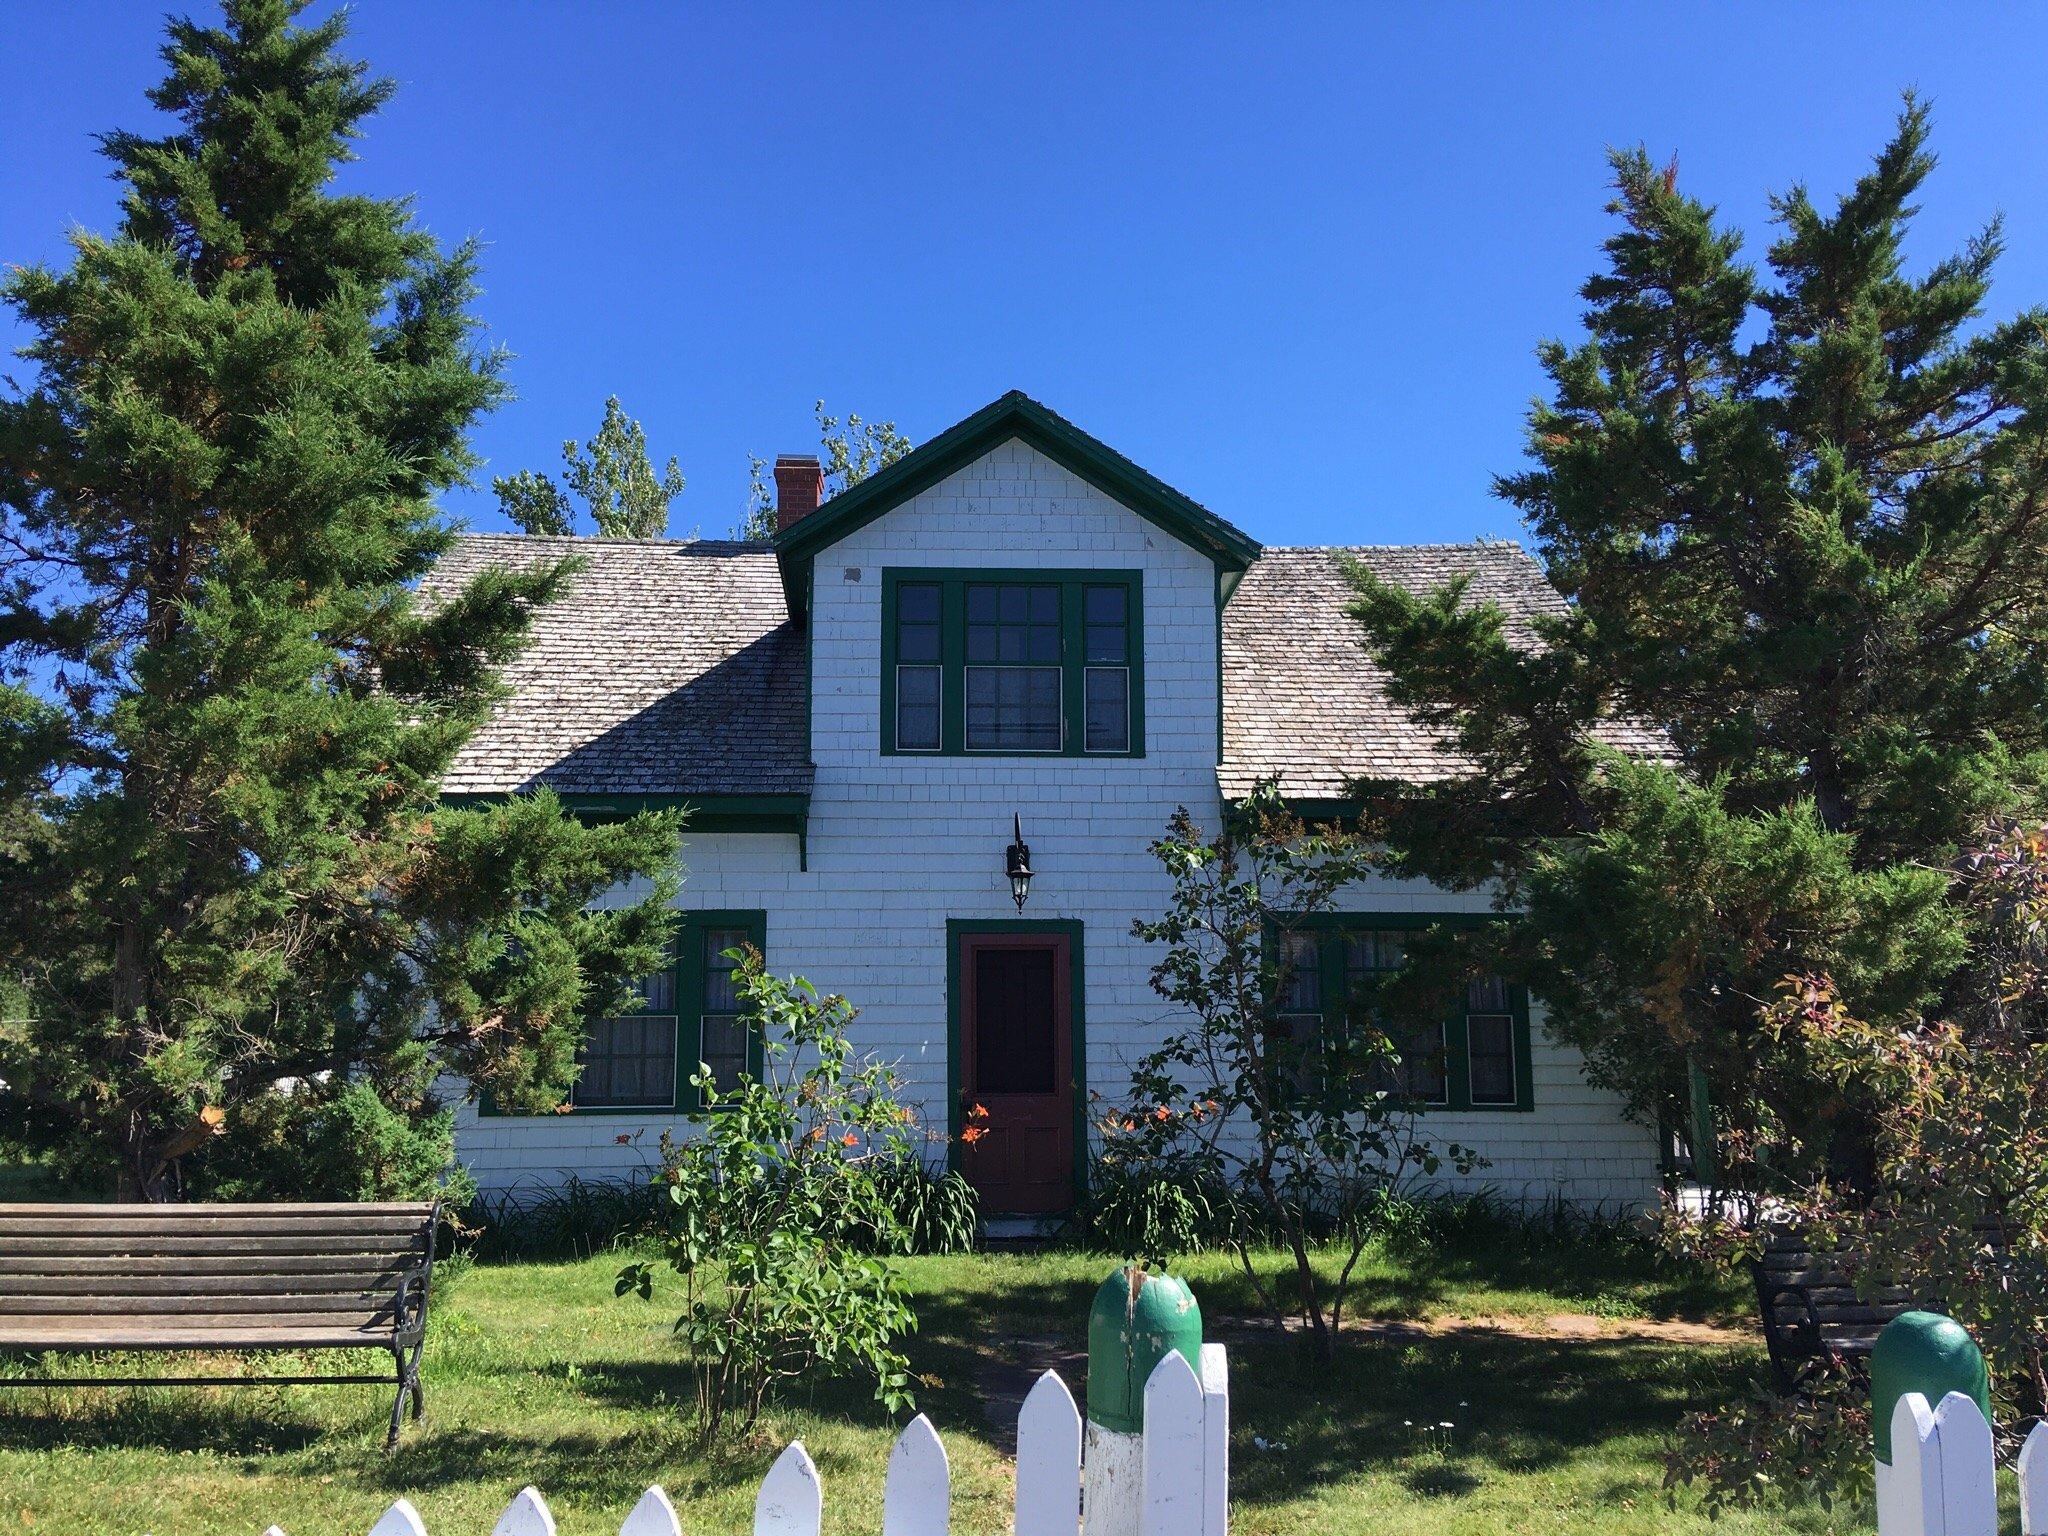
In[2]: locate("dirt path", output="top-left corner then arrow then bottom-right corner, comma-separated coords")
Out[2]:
974,1333 -> 1088,1452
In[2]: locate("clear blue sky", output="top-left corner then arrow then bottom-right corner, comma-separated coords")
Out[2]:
6,3 -> 2047,547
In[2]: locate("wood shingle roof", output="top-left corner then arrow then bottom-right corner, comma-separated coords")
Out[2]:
1219,542 -> 1665,799
427,533 -> 1654,802
424,534 -> 809,799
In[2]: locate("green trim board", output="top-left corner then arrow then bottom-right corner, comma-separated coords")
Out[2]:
880,568 -> 1145,758
1214,567 -> 1230,764
480,908 -> 768,1117
438,791 -> 809,868
774,391 -> 1261,615
440,790 -> 805,827
945,918 -> 1089,1206
1279,911 -> 1535,1113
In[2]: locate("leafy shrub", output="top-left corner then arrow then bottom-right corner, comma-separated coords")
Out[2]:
1664,1356 -> 1871,1515
847,1156 -> 979,1256
617,954 -> 920,1440
1658,820 -> 2048,1478
1115,789 -> 1482,1358
456,1172 -> 669,1261
1079,1156 -> 1246,1261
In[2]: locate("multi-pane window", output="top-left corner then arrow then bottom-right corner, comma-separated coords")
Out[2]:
882,571 -> 1143,756
697,928 -> 752,1094
573,966 -> 678,1109
520,912 -> 763,1117
1464,976 -> 1518,1106
1274,931 -> 1323,1093
1272,922 -> 1532,1111
965,583 -> 1062,751
1345,930 -> 1447,1105
894,582 -> 942,751
1082,585 -> 1131,753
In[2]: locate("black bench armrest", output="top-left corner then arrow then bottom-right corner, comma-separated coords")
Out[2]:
1753,1269 -> 1826,1391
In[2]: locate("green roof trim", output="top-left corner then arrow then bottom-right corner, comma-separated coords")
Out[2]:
774,391 -> 1261,614
439,790 -> 806,830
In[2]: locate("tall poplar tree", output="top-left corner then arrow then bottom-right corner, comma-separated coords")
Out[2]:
1346,103 -> 2048,1193
494,395 -> 685,538
0,1 -> 678,1200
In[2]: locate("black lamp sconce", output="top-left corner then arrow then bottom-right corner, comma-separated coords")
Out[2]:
1005,813 -> 1034,911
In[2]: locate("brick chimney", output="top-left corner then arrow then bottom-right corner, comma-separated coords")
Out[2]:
774,455 -> 825,533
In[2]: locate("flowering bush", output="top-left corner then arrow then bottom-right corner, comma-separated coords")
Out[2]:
1665,822 -> 2048,1507
616,952 -> 920,1440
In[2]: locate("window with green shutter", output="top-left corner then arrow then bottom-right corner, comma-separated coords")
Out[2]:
572,965 -> 679,1109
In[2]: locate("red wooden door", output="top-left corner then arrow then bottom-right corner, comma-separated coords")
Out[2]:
958,931 -> 1075,1214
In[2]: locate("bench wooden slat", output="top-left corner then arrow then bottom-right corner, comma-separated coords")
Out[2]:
0,1203 -> 433,1216
0,1215 -> 430,1238
0,1236 -> 426,1258
0,1254 -> 411,1279
0,1324 -> 416,1351
2,1307 -> 394,1329
0,1302 -> 399,1327
0,1272 -> 406,1298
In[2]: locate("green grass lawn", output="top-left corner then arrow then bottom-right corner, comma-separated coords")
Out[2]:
0,1232 -> 1874,1536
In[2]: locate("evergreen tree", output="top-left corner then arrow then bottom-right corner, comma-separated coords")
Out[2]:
737,400 -> 910,540
494,394 -> 684,538
0,0 -> 679,1200
1345,102 -> 2048,1194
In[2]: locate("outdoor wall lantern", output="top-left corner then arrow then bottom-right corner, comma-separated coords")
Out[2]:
1005,813 -> 1034,911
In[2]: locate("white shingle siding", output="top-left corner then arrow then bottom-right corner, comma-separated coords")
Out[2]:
453,439 -> 1660,1211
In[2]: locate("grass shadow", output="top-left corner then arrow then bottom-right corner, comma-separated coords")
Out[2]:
1226,1326 -> 1763,1506
0,1384 -> 340,1455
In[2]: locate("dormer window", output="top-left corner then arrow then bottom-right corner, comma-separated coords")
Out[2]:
965,583 -> 1062,751
893,582 -> 943,750
881,569 -> 1144,757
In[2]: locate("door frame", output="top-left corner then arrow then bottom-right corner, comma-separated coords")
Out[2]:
945,919 -> 1088,1207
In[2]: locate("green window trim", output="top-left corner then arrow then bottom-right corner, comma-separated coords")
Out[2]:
880,568 -> 1145,758
479,909 -> 768,1117
1277,912 -> 1535,1113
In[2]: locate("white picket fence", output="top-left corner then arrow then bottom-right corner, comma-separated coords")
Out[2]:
1877,1392 -> 2048,1536
261,1347 -> 1228,1536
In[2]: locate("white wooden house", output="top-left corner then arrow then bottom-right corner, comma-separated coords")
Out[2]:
430,392 -> 1661,1212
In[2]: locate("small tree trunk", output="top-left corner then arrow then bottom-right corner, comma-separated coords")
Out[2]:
118,1131 -> 172,1203
1281,1214 -> 1338,1363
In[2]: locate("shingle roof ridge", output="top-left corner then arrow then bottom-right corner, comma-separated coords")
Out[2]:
1258,539 -> 1533,554
447,531 -> 769,554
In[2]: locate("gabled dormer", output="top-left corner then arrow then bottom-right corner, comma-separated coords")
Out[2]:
773,391 -> 1260,768
772,391 -> 1260,615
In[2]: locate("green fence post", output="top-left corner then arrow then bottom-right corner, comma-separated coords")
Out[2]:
1081,1264 -> 1203,1536
1871,1310 -> 1989,1465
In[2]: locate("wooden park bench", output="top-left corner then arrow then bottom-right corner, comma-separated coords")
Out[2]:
0,1201 -> 439,1448
1751,1226 -> 1928,1391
